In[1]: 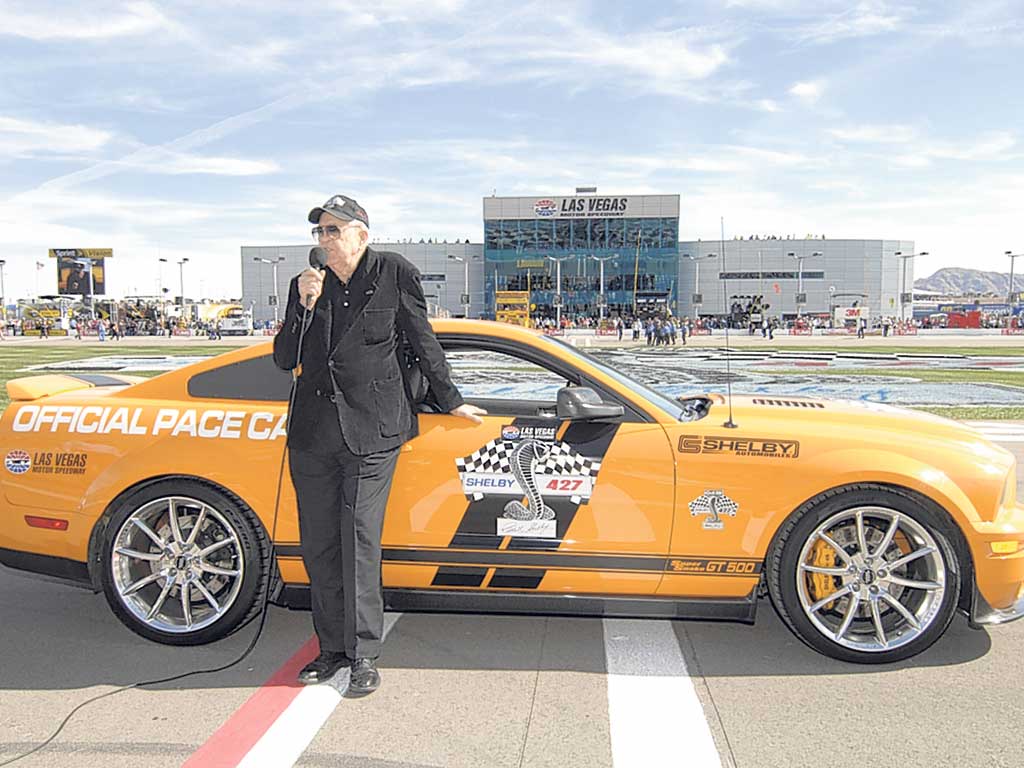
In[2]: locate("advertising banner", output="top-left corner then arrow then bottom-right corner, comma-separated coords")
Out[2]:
49,248 -> 111,297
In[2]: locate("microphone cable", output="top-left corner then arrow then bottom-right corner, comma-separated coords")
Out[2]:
1,289 -> 317,767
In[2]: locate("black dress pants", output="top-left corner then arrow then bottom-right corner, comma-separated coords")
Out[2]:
288,405 -> 400,659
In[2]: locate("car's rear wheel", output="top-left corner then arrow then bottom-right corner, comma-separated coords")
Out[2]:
100,479 -> 270,645
767,485 -> 961,663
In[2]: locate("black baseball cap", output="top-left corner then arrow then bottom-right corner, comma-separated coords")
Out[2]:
308,194 -> 369,227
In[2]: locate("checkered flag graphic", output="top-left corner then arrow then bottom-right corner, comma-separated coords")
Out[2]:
534,442 -> 601,477
688,490 -> 739,519
456,439 -> 602,502
455,439 -> 515,475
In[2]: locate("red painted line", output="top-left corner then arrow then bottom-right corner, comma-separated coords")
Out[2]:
793,361 -> 828,367
182,635 -> 319,768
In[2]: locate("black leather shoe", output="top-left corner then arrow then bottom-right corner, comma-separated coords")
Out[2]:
346,658 -> 380,696
297,651 -> 350,685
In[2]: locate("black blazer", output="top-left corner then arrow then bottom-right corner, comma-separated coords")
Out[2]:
273,247 -> 464,455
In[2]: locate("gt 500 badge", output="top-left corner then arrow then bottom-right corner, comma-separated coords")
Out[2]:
689,490 -> 739,531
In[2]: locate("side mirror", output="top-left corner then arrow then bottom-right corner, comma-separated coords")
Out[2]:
556,387 -> 624,421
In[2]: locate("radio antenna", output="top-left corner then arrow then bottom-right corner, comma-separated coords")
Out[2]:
721,215 -> 737,428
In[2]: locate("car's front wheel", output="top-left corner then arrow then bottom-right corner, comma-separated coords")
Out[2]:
767,485 -> 962,663
100,479 -> 270,645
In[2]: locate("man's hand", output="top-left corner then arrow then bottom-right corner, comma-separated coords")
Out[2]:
298,268 -> 325,310
449,403 -> 487,425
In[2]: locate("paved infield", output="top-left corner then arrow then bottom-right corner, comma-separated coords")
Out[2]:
1,427 -> 1022,767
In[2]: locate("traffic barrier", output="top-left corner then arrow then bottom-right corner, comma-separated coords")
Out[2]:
789,328 -> 813,335
690,329 -> 712,335
1002,328 -> 1024,335
596,328 -> 618,336
894,327 -> 918,336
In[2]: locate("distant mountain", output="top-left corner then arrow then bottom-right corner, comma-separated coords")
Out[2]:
915,268 -> 1020,296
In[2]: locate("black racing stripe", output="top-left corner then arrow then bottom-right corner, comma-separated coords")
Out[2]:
384,547 -> 667,572
450,533 -> 505,549
70,374 -> 131,387
275,545 -> 303,558
558,420 -> 620,458
488,568 -> 546,589
431,566 -> 488,587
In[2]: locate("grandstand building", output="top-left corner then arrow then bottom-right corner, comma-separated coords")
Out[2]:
241,191 -> 913,325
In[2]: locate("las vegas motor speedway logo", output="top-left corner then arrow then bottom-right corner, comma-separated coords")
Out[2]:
5,450 -> 31,475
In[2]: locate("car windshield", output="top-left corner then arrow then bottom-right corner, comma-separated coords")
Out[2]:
540,335 -> 686,420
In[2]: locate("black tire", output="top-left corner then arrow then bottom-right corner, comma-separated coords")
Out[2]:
99,478 -> 271,645
766,484 -> 961,664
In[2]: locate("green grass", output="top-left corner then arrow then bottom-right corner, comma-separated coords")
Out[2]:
913,406 -> 1024,420
0,344 -> 245,412
761,367 -> 1024,387
770,345 -> 1024,356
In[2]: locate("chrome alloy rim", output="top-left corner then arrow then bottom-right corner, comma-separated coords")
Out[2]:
111,496 -> 244,634
796,506 -> 947,653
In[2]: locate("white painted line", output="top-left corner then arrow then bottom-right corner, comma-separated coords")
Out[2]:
604,619 -> 721,768
237,612 -> 402,768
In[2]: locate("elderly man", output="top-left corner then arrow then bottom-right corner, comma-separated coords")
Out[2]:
273,194 -> 485,694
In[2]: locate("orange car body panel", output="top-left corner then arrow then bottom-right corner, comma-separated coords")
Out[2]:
1,320 -> 1021,613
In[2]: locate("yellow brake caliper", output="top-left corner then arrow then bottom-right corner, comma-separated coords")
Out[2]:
809,538 -> 839,610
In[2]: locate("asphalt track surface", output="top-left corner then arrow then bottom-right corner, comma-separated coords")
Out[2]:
0,425 -> 1021,768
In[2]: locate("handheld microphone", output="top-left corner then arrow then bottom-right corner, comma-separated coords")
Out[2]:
306,246 -> 328,307
309,246 -> 328,270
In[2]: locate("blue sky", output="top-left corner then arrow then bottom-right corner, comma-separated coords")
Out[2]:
1,0 -> 1022,299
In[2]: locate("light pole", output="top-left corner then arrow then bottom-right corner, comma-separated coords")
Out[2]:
683,252 -> 718,319
158,257 -> 167,295
253,255 -> 285,326
546,254 -> 574,327
0,259 -> 5,324
894,250 -> 928,322
787,251 -> 822,319
828,285 -> 836,327
589,254 -> 616,322
447,254 -> 471,318
177,257 -> 189,302
1006,251 -> 1022,324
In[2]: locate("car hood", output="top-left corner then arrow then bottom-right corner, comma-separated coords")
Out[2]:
689,393 -> 1008,456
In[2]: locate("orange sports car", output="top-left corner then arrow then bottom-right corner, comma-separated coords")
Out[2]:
2,320 -> 1022,663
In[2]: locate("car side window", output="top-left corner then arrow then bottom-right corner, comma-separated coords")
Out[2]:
187,354 -> 292,401
444,349 -> 570,404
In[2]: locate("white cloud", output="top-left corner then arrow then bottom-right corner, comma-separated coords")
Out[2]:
122,151 -> 280,176
325,0 -> 467,27
798,3 -> 904,44
0,1 -> 178,41
830,124 -> 917,143
0,116 -> 113,157
756,99 -> 782,113
789,79 -> 825,102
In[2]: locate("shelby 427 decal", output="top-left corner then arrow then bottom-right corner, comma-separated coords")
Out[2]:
454,421 -> 609,541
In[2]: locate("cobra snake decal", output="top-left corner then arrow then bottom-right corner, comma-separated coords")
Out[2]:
502,440 -> 556,521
